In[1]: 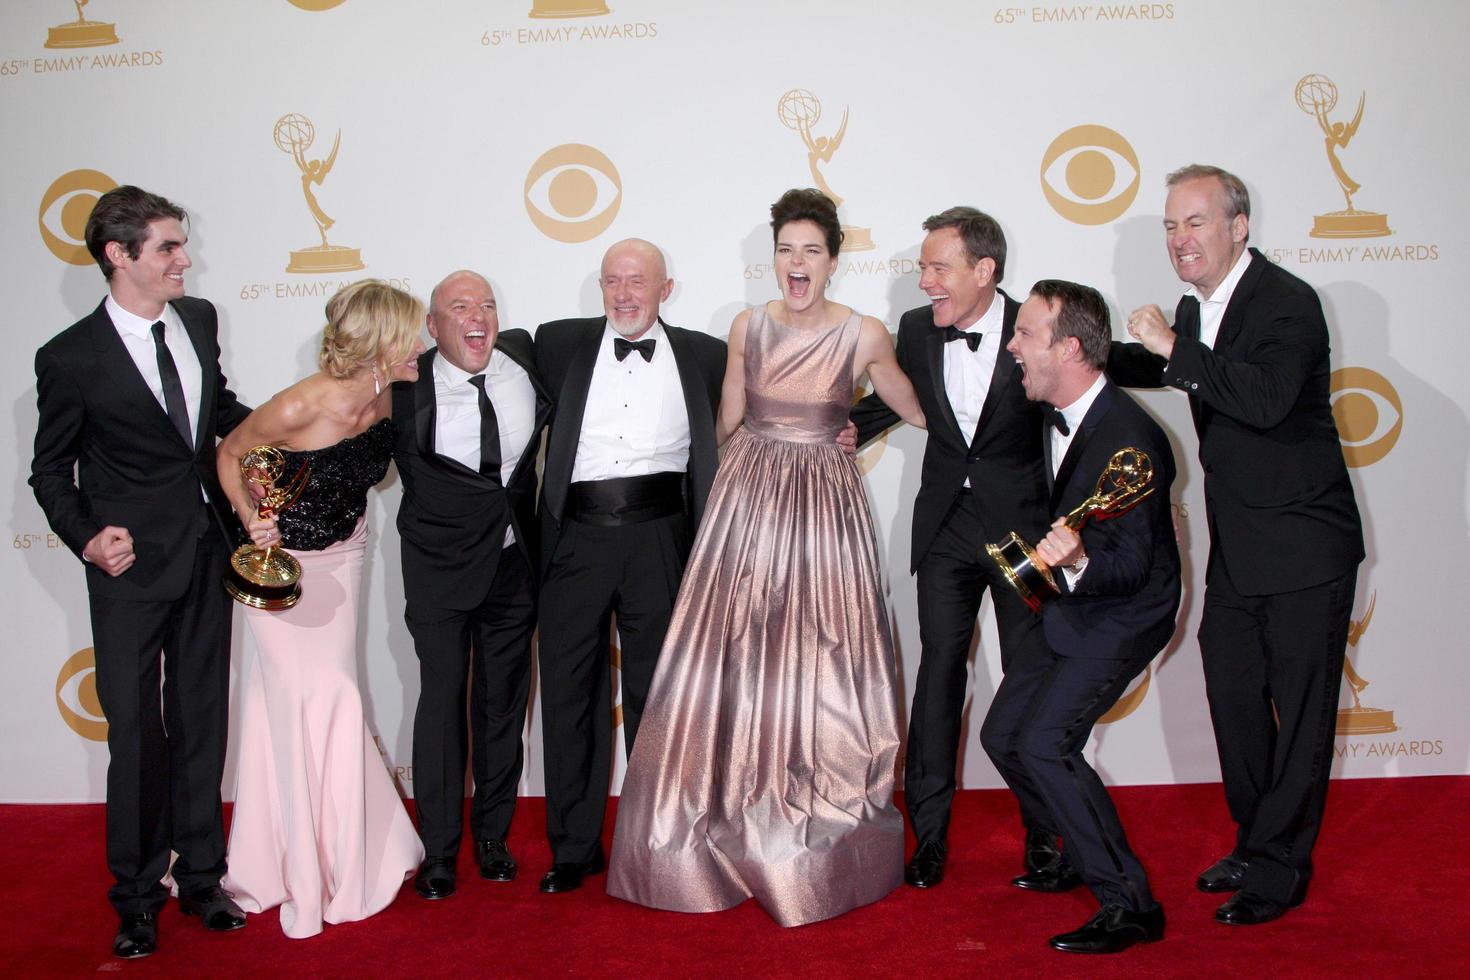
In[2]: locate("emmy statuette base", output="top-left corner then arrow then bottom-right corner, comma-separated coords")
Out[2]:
286,246 -> 366,274
1335,706 -> 1399,736
45,22 -> 120,48
840,225 -> 876,252
225,543 -> 303,611
528,1 -> 610,17
986,532 -> 1060,614
1310,211 -> 1392,239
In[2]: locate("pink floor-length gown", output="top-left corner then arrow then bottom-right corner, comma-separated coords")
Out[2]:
608,307 -> 903,927
224,421 -> 422,938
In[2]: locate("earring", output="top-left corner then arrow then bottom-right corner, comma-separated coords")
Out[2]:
372,365 -> 382,397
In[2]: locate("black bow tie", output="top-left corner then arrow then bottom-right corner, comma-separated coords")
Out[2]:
1046,408 -> 1071,437
940,326 -> 983,351
614,337 -> 655,362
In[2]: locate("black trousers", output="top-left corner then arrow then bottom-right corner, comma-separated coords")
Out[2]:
1200,559 -> 1357,903
981,648 -> 1157,911
407,545 -> 536,859
906,492 -> 1053,846
537,512 -> 692,864
88,529 -> 232,916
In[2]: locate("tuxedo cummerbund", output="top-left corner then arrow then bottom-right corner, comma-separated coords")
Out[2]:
568,472 -> 684,527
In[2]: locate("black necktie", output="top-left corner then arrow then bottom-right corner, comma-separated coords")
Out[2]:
940,326 -> 983,352
467,374 -> 502,484
614,337 -> 655,362
151,321 -> 193,449
1046,408 -> 1071,437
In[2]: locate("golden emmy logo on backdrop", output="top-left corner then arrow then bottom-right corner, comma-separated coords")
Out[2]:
56,648 -> 108,741
988,448 -> 1155,613
1098,666 -> 1151,725
610,636 -> 624,730
1330,366 -> 1402,468
45,0 -> 119,49
224,447 -> 312,610
776,89 -> 875,252
1336,590 -> 1398,735
1295,74 -> 1392,239
39,169 -> 117,265
529,0 -> 610,17
1039,125 -> 1140,226
524,144 -> 623,243
274,113 -> 365,273
287,0 -> 349,10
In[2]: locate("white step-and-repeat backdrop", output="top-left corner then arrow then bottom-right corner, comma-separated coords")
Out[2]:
3,0 -> 1466,802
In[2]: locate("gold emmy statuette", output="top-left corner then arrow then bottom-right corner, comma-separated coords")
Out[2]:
1295,74 -> 1391,239
528,0 -> 610,17
45,0 -> 119,48
987,448 -> 1156,613
274,113 -> 366,274
776,89 -> 876,252
224,447 -> 312,610
1336,591 -> 1398,735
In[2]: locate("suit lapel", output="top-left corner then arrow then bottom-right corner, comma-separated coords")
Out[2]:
1174,294 -> 1201,341
172,300 -> 214,449
1211,248 -> 1267,352
543,320 -> 603,520
971,291 -> 1019,450
88,301 -> 186,448
923,325 -> 966,446
1049,383 -> 1115,515
665,320 -> 717,495
498,333 -> 553,487
413,348 -> 437,457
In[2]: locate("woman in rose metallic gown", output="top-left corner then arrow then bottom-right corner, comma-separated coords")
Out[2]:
608,189 -> 926,926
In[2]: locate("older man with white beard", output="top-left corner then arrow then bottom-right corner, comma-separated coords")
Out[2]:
532,239 -> 726,894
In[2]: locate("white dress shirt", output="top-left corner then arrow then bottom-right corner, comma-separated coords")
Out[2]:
1050,371 -> 1109,588
942,291 -> 1006,446
571,322 -> 691,483
1188,248 -> 1252,349
106,294 -> 203,443
433,348 -> 537,546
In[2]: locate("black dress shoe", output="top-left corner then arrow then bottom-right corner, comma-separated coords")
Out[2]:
1049,903 -> 1165,953
113,912 -> 158,959
1196,854 -> 1248,893
180,885 -> 246,931
539,853 -> 605,894
415,857 -> 458,900
1214,887 -> 1305,925
1024,826 -> 1063,874
904,839 -> 947,888
1012,863 -> 1084,893
477,839 -> 517,882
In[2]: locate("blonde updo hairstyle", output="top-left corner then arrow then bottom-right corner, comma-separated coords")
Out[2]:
318,279 -> 425,380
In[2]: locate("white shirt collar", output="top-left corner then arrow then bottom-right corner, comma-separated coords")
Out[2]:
603,319 -> 666,353
106,294 -> 173,339
955,289 -> 1004,338
1056,371 -> 1108,431
434,347 -> 504,388
1187,247 -> 1252,307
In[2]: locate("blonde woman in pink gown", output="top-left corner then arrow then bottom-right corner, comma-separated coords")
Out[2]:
217,280 -> 425,938
608,189 -> 927,926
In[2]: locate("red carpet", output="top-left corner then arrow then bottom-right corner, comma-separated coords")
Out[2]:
4,777 -> 1467,977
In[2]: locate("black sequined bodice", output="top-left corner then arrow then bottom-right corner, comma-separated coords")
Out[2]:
276,418 -> 395,552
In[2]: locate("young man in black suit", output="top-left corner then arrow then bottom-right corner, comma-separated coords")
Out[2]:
852,208 -> 1056,888
393,270 -> 552,901
980,280 -> 1179,953
30,186 -> 251,958
1110,165 -> 1364,925
532,239 -> 726,893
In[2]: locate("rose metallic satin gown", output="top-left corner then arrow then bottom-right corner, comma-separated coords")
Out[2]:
223,419 -> 423,938
608,307 -> 903,927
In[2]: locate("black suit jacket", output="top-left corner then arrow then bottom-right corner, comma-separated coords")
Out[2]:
392,331 -> 552,612
1043,381 -> 1180,660
533,316 -> 724,573
30,296 -> 250,600
1108,248 -> 1364,596
852,293 -> 1049,572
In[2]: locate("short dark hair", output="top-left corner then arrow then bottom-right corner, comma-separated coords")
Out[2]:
1030,279 -> 1111,369
85,185 -> 187,280
922,206 -> 1006,282
770,187 -> 843,256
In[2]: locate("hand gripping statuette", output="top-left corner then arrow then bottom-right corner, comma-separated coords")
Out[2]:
986,447 -> 1155,613
224,446 -> 311,610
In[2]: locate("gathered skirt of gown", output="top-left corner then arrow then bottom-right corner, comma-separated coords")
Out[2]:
224,517 -> 423,938
607,308 -> 903,927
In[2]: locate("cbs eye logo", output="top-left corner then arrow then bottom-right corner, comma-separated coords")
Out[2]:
524,144 -> 622,243
1040,125 -> 1140,226
56,648 -> 108,741
39,170 -> 118,266
1331,367 -> 1402,467
286,0 -> 348,10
